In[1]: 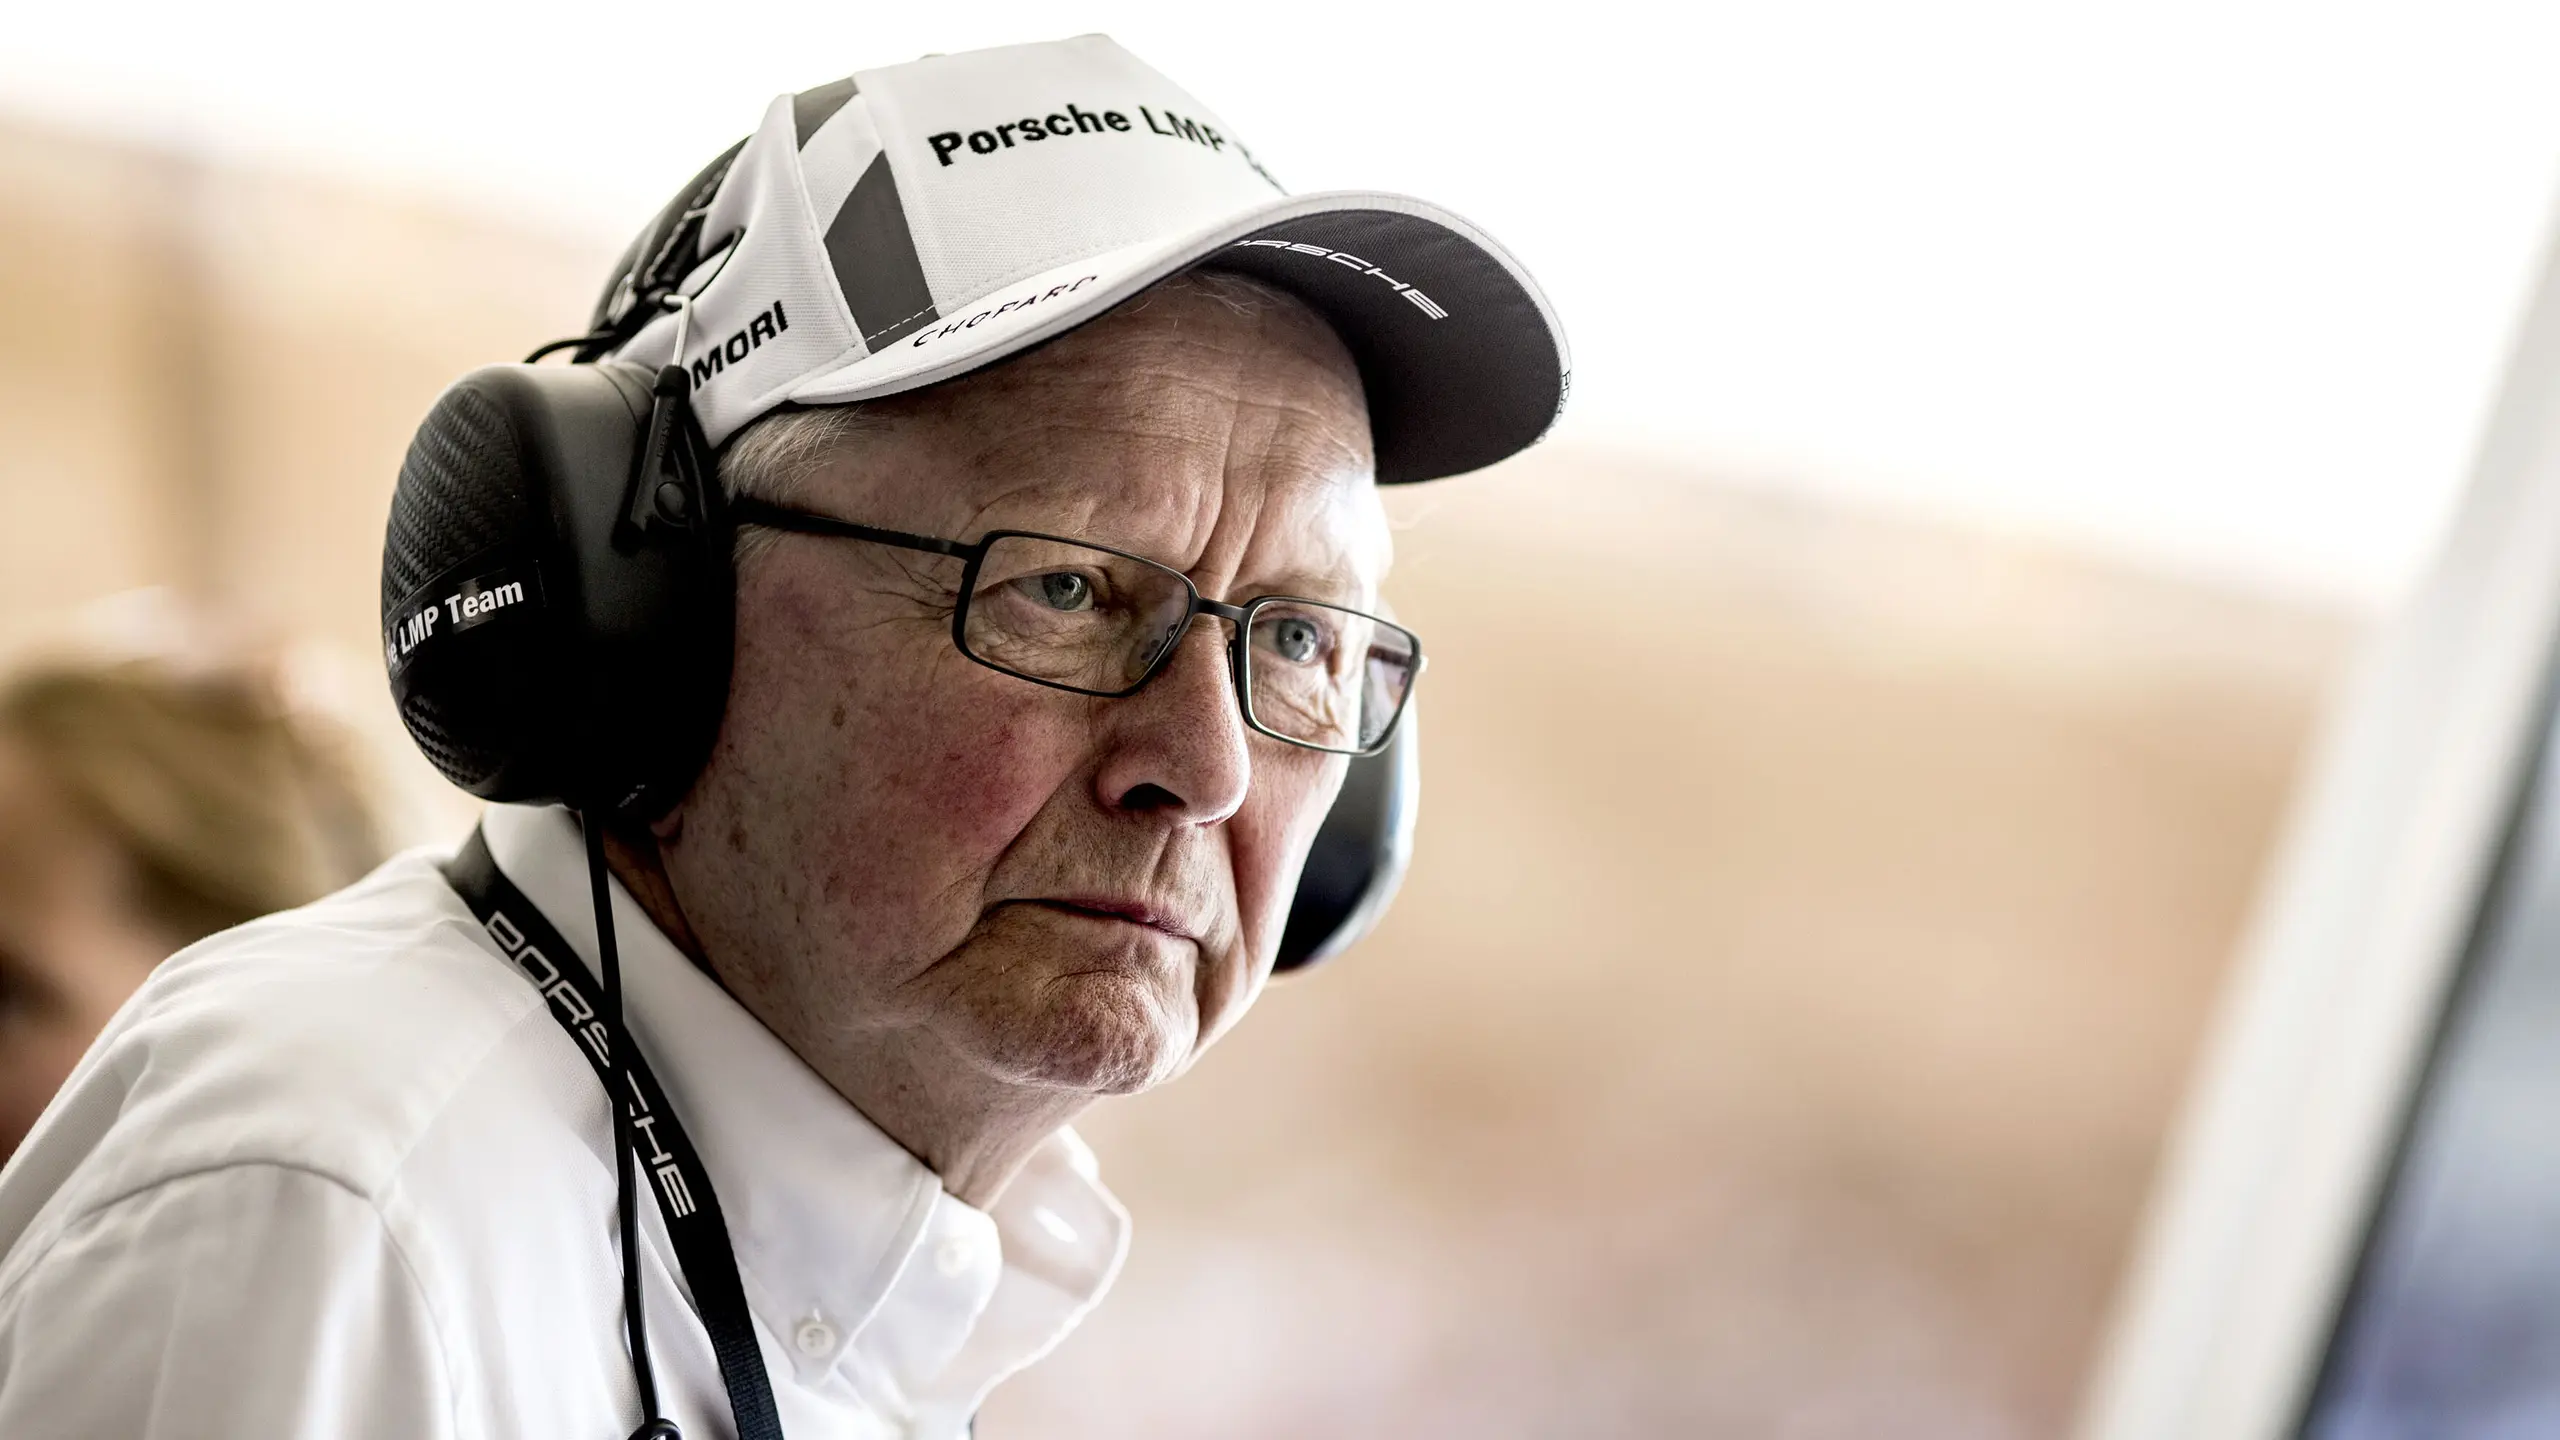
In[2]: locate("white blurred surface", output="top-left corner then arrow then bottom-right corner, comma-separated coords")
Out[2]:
9,2 -> 2560,603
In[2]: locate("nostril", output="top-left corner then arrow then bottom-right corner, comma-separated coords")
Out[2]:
1115,782 -> 1184,813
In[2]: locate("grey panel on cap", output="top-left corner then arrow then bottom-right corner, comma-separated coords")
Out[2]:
826,153 -> 941,349
793,77 -> 858,147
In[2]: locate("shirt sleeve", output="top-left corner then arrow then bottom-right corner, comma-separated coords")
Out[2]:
0,1163 -> 456,1440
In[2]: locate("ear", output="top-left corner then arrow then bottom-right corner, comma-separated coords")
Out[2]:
649,804 -> 686,845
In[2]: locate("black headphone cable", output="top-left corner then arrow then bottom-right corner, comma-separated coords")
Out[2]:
584,811 -> 683,1440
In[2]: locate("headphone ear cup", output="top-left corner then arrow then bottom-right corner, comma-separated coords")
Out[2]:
1274,710 -> 1421,973
383,371 -> 560,801
383,362 -> 732,815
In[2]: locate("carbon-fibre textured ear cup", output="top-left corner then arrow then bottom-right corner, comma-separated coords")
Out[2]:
383,380 -> 543,796
382,362 -> 732,815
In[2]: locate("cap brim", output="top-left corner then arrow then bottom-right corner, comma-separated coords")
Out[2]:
784,191 -> 1569,484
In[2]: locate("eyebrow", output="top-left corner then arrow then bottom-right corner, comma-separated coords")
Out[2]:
1223,567 -> 1371,605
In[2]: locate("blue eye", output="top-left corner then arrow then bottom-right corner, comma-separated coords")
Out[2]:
1262,613 -> 1327,664
1029,572 -> 1093,611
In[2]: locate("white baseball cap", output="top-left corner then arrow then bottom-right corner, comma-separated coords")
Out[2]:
585,34 -> 1569,484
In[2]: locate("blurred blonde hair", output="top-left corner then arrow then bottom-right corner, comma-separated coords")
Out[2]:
0,658 -> 387,945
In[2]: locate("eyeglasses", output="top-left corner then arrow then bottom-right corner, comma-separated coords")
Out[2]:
730,498 -> 1423,756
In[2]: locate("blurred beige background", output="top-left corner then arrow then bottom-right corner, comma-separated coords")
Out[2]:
0,115 -> 2358,1437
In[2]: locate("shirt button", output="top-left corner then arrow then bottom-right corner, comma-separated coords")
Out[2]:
935,1237 -> 977,1277
793,1318 -> 838,1358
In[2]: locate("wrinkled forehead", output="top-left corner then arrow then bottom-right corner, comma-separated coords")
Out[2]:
838,275 -> 1389,589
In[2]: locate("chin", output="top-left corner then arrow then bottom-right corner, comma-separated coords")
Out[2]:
974,969 -> 1197,1093
946,913 -> 1212,1094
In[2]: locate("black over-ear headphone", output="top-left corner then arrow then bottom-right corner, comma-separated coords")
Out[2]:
379,226 -> 1416,970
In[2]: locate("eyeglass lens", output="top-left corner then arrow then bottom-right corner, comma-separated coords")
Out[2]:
960,534 -> 1418,752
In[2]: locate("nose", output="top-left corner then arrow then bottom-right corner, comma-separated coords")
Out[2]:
1091,620 -> 1252,825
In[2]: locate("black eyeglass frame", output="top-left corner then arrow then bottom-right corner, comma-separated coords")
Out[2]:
729,497 -> 1423,757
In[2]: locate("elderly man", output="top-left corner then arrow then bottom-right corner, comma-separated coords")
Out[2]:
0,35 -> 1564,1440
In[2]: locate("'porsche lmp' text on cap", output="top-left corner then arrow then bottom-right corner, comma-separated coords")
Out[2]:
586,33 -> 1569,484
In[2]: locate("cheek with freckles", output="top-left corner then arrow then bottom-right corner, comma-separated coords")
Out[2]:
809,686 -> 1074,972
686,560 -> 1089,1004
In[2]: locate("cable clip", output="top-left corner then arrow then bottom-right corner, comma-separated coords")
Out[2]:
623,296 -> 709,540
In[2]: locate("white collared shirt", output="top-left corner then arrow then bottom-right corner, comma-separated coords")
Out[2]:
0,803 -> 1127,1439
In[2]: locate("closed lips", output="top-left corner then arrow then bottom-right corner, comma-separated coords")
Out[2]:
1021,897 -> 1198,941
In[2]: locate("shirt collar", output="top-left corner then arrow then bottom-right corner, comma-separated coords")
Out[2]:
479,803 -> 1128,1416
